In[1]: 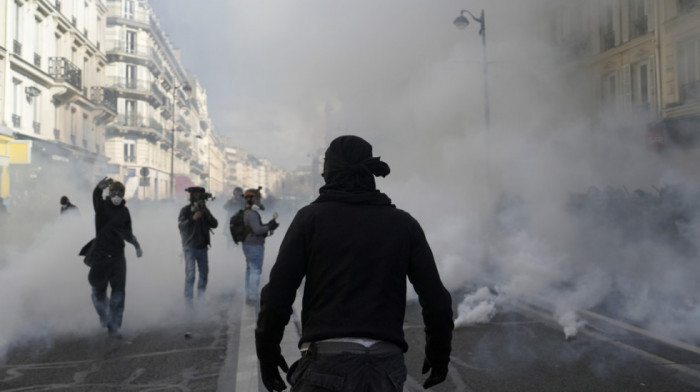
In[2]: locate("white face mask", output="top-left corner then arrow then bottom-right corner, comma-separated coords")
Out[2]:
111,196 -> 123,205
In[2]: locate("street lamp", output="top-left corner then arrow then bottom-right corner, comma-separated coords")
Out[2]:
454,9 -> 490,132
170,82 -> 191,199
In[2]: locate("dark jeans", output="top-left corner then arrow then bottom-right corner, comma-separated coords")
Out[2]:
287,351 -> 406,392
88,252 -> 126,331
184,246 -> 209,300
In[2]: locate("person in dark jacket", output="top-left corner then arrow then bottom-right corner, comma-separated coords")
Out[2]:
178,186 -> 218,303
241,187 -> 279,305
60,195 -> 79,216
255,135 -> 454,391
88,178 -> 143,339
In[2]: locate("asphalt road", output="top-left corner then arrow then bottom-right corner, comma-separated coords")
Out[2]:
1,290 -> 699,392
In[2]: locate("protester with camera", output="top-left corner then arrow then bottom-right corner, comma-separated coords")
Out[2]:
178,186 -> 218,304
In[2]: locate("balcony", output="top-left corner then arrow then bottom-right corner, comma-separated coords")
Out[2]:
108,114 -> 165,142
33,121 -> 41,135
90,86 -> 118,113
12,114 -> 21,128
48,57 -> 82,90
34,53 -> 41,67
105,41 -> 163,76
13,40 -> 22,56
680,80 -> 700,103
109,77 -> 167,108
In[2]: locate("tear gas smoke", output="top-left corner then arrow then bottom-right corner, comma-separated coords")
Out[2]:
2,0 -> 698,365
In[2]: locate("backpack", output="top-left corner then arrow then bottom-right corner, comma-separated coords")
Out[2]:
229,209 -> 248,244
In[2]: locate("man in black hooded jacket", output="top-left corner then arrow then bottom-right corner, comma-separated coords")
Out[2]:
88,177 -> 143,339
255,135 -> 453,391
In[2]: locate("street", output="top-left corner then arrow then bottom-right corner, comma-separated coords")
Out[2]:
2,289 -> 699,392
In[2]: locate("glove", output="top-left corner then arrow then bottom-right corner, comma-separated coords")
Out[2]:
260,355 -> 289,391
97,177 -> 113,190
267,220 -> 279,231
136,247 -> 143,258
422,357 -> 448,389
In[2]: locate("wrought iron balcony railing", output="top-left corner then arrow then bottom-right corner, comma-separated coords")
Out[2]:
90,86 -> 118,113
48,57 -> 82,90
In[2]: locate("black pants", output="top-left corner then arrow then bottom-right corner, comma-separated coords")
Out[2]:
287,345 -> 406,391
88,252 -> 126,331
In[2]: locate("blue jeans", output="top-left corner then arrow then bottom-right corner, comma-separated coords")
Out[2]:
242,243 -> 264,301
184,246 -> 209,301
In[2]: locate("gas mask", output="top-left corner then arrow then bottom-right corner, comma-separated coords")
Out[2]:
109,190 -> 125,206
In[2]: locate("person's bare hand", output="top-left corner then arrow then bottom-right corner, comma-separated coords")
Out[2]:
193,211 -> 203,220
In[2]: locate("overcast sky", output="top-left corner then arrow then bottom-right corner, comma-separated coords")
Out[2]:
148,0 -> 559,171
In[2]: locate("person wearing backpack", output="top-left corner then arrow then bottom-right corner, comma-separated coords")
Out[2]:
87,177 -> 143,339
178,186 -> 218,305
223,187 -> 245,247
241,187 -> 278,305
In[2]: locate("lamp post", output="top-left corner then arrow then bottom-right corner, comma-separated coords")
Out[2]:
454,9 -> 490,132
170,82 -> 191,199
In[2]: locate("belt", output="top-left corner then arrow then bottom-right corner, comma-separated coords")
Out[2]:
300,341 -> 402,356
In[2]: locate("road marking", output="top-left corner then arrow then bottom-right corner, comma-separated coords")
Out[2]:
511,301 -> 700,387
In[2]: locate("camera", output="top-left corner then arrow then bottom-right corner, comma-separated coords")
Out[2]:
194,192 -> 215,202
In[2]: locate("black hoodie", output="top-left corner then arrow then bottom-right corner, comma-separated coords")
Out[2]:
256,135 -> 453,369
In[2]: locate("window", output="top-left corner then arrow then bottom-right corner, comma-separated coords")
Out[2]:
600,5 -> 615,52
34,17 -> 43,66
123,0 -> 135,19
14,2 -> 22,41
12,80 -> 22,128
603,73 -> 617,110
125,99 -> 136,125
125,64 -> 136,89
679,0 -> 700,14
12,80 -> 21,115
125,30 -> 135,54
124,139 -> 136,162
630,0 -> 647,39
678,36 -> 700,102
33,95 -> 41,134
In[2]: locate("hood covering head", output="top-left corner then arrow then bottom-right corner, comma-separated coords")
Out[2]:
321,135 -> 390,192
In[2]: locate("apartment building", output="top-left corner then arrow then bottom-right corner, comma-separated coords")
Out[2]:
103,0 -> 223,200
1,0 -> 117,198
553,0 -> 700,155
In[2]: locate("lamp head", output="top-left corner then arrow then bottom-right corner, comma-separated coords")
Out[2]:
454,13 -> 469,29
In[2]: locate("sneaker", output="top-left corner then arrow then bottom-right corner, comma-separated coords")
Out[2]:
107,327 -> 122,340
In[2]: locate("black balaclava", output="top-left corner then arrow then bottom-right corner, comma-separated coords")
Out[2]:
321,135 -> 390,193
